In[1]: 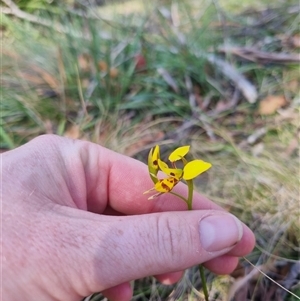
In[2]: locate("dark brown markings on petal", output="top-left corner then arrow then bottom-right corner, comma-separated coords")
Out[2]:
153,160 -> 158,166
170,172 -> 175,176
162,182 -> 170,191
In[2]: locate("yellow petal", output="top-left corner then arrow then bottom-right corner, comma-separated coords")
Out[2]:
151,145 -> 160,168
157,158 -> 169,170
158,159 -> 183,179
148,145 -> 160,183
154,177 -> 179,192
153,145 -> 160,160
182,160 -> 212,180
168,145 -> 190,162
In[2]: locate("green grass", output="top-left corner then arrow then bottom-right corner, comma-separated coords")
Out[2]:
1,0 -> 299,300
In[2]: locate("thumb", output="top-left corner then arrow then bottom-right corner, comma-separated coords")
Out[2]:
54,209 -> 243,296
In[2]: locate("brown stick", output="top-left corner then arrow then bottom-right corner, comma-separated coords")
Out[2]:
219,46 -> 300,64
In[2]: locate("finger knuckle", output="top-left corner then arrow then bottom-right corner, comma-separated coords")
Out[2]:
154,214 -> 185,266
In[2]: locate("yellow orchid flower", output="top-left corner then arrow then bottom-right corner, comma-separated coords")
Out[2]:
144,145 -> 212,199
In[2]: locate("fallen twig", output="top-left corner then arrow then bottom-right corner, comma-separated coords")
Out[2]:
219,46 -> 300,64
157,68 -> 179,93
204,53 -> 258,103
247,128 -> 267,144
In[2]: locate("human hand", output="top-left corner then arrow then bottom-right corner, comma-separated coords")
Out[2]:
2,135 -> 255,301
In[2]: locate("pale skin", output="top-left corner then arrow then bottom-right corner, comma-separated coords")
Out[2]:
2,135 -> 255,301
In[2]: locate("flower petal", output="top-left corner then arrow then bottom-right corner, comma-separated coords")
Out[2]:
182,160 -> 212,180
168,145 -> 190,162
151,145 -> 160,168
157,158 -> 169,170
154,177 -> 179,192
152,145 -> 160,161
158,159 -> 183,179
148,145 -> 160,183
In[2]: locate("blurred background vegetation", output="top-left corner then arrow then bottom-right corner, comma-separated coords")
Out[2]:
1,0 -> 299,300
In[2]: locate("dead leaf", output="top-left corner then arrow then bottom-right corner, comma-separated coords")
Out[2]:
109,67 -> 119,78
98,60 -> 108,72
259,95 -> 287,115
134,54 -> 147,71
78,53 -> 92,72
64,125 -> 81,139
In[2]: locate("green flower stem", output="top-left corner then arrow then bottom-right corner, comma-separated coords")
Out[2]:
186,179 -> 209,301
169,191 -> 188,205
199,265 -> 209,301
186,180 -> 194,210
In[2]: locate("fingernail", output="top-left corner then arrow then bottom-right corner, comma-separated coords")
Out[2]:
199,214 -> 243,252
